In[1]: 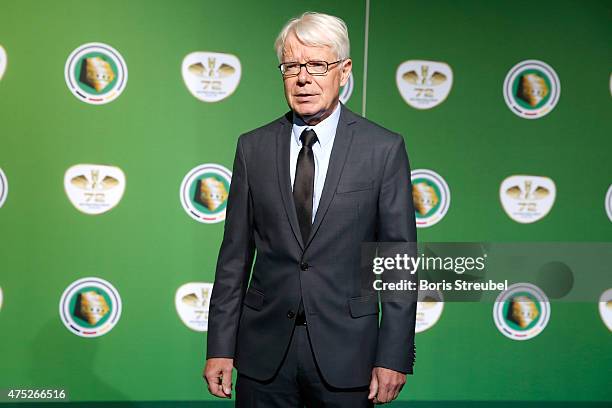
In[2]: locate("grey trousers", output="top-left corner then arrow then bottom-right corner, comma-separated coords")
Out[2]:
235,324 -> 373,408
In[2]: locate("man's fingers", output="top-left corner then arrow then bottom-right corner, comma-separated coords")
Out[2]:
204,369 -> 229,398
387,384 -> 400,402
377,381 -> 404,403
370,367 -> 407,403
203,369 -> 218,385
221,367 -> 233,396
203,359 -> 234,399
367,370 -> 378,400
376,383 -> 392,403
205,378 -> 219,397
205,372 -> 225,398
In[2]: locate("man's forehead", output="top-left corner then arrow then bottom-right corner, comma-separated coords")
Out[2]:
282,35 -> 333,60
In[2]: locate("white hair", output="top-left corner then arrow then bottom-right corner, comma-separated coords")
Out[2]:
274,12 -> 350,62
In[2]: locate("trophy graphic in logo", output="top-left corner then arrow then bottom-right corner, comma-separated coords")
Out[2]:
71,170 -> 119,191
80,56 -> 115,92
500,175 -> 556,224
74,290 -> 110,325
188,58 -> 235,79
59,277 -> 122,338
194,177 -> 229,212
413,181 -> 440,216
411,169 -> 450,228
65,42 -> 127,104
494,283 -> 550,340
182,52 -> 241,102
403,65 -> 448,87
180,163 -> 232,223
516,73 -> 549,107
507,295 -> 539,328
396,60 -> 453,109
505,180 -> 550,200
503,60 -> 560,119
64,164 -> 126,215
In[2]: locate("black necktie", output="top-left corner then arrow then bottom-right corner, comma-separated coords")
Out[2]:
293,129 -> 318,245
294,129 -> 317,324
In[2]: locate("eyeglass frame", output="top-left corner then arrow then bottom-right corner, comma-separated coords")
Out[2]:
277,59 -> 345,77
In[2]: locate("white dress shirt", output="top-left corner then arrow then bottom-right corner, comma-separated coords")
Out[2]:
290,102 -> 342,223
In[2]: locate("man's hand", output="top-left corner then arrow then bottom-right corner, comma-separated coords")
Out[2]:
368,366 -> 406,404
203,358 -> 234,399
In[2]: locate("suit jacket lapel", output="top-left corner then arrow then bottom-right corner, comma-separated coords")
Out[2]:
276,112 -> 305,250
305,104 -> 355,249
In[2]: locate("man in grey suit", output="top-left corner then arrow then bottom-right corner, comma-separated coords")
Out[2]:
203,11 -> 417,407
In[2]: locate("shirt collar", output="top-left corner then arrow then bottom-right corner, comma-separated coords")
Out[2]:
292,102 -> 342,149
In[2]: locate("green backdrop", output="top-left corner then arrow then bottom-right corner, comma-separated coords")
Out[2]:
0,0 -> 610,406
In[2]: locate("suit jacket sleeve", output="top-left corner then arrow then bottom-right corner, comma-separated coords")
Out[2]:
206,135 -> 255,359
374,134 -> 418,374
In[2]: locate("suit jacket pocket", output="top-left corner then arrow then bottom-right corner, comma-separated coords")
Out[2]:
336,180 -> 373,194
243,287 -> 265,311
348,294 -> 379,317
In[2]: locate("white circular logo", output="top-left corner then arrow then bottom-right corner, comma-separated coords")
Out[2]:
59,277 -> 122,338
180,164 -> 232,223
411,169 -> 450,228
599,288 -> 612,331
175,282 -> 214,332
605,184 -> 612,222
0,286 -> 3,312
339,72 -> 354,104
182,52 -> 241,102
416,290 -> 444,333
493,283 -> 550,341
0,44 -> 7,81
503,60 -> 560,119
396,60 -> 453,109
0,167 -> 8,208
65,42 -> 128,104
499,175 -> 556,224
64,164 -> 126,215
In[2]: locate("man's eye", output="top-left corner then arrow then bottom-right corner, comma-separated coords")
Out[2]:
285,63 -> 299,69
308,62 -> 326,68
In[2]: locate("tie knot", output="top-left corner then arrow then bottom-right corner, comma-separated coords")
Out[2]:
300,129 -> 318,148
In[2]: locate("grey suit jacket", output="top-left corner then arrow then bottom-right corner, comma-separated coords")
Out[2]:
207,103 -> 418,388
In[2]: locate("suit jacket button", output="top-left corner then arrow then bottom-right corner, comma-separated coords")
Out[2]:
300,262 -> 309,271
287,310 -> 296,319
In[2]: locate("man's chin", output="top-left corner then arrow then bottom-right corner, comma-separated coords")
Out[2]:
294,107 -> 326,124
294,106 -> 320,117
298,111 -> 319,119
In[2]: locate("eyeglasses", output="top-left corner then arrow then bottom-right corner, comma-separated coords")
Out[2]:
278,60 -> 344,77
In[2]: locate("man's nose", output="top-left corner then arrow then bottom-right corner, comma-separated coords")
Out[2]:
296,65 -> 311,85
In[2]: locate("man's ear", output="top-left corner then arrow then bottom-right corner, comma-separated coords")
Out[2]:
340,58 -> 353,87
